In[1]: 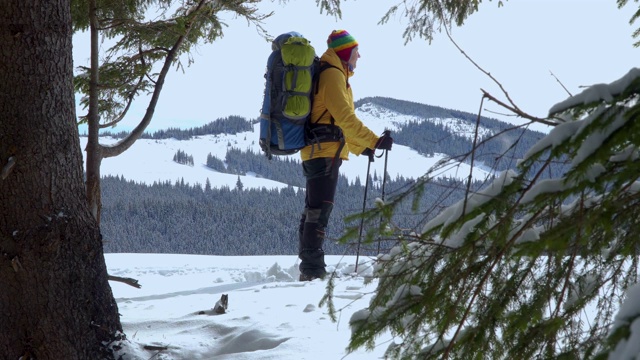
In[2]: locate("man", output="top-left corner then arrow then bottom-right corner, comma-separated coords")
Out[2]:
298,30 -> 393,281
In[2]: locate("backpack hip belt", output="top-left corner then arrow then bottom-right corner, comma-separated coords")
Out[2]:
306,122 -> 344,158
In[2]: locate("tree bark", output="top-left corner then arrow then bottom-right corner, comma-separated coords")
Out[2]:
0,1 -> 122,359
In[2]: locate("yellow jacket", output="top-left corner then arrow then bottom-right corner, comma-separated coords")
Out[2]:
299,49 -> 379,161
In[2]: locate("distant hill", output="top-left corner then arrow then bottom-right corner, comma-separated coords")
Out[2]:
90,115 -> 253,140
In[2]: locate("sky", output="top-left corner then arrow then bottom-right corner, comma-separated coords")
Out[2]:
72,0 -> 639,134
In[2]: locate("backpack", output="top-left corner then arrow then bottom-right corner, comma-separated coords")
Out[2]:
259,32 -> 342,159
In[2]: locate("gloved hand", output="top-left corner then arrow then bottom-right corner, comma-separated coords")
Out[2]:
361,148 -> 375,162
375,131 -> 393,151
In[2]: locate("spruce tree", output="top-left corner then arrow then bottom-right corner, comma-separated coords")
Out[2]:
236,175 -> 244,191
316,1 -> 640,358
72,0 -> 269,223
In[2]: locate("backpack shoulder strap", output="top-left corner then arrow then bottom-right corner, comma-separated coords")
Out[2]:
314,62 -> 342,95
312,62 -> 343,125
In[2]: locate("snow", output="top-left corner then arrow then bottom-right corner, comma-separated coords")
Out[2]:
571,107 -> 627,169
521,178 -> 569,204
80,103 -> 493,192
607,284 -> 640,360
523,68 -> 640,165
521,120 -> 582,162
107,253 -> 391,359
421,169 -> 517,236
548,68 -> 640,116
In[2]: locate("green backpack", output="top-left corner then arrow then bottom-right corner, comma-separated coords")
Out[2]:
259,32 -> 342,159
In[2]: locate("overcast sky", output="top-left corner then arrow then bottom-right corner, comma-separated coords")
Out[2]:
73,0 -> 639,133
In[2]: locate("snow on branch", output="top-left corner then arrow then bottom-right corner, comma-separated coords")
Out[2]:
548,67 -> 640,116
422,169 -> 517,235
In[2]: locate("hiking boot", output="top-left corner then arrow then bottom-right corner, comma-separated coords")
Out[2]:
299,247 -> 326,281
299,271 -> 326,282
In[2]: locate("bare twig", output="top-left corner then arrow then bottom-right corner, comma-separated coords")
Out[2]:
550,70 -> 573,97
441,24 -> 518,106
462,95 -> 486,218
101,0 -> 210,159
438,17 -> 559,128
143,345 -> 168,351
482,107 -> 519,118
481,89 -> 558,126
108,275 -> 141,288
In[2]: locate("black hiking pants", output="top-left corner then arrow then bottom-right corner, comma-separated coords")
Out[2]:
298,157 -> 342,277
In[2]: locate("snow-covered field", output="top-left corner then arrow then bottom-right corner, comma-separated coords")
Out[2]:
108,253 -> 390,359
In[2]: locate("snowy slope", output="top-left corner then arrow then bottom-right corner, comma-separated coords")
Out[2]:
356,102 -> 494,140
80,104 -> 493,190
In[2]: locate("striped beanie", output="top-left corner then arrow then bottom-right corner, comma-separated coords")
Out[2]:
327,30 -> 358,63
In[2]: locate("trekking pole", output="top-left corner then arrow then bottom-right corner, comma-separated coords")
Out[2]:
354,152 -> 373,274
377,148 -> 389,255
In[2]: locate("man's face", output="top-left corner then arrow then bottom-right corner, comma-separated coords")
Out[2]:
348,46 -> 360,70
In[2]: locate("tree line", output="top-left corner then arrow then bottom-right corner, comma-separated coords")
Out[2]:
100,172 -> 480,256
88,115 -> 254,140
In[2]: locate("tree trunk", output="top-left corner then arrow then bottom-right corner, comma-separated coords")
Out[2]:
0,1 -> 122,359
85,0 -> 103,223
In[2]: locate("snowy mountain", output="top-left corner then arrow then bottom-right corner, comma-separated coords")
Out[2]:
80,98 -> 504,191
356,102 -> 494,141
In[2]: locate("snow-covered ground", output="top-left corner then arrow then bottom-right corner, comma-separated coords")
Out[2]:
108,253 -> 389,359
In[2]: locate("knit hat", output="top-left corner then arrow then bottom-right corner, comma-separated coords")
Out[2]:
327,30 -> 358,63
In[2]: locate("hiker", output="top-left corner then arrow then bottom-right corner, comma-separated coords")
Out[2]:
298,30 -> 394,281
